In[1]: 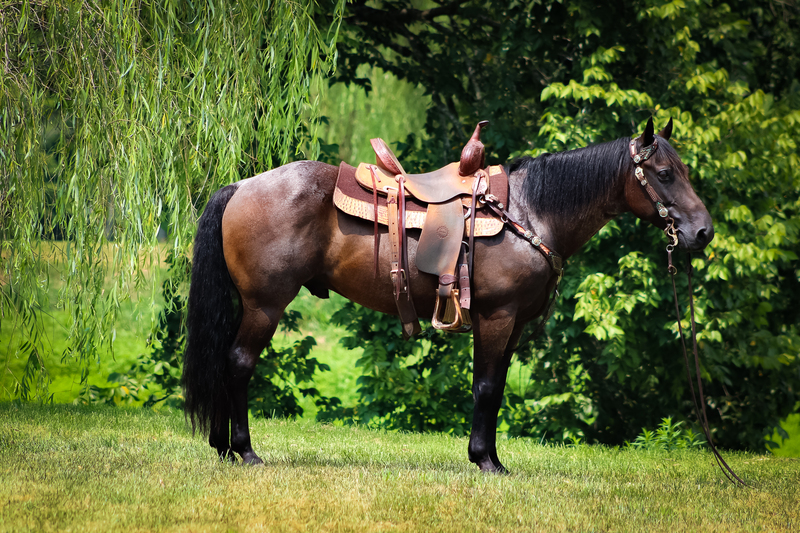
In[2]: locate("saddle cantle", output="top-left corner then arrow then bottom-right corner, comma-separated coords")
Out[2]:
333,121 -> 506,337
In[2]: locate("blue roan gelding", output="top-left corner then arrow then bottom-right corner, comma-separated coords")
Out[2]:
182,118 -> 713,472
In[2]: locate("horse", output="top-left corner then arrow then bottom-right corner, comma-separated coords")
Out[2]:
182,117 -> 714,472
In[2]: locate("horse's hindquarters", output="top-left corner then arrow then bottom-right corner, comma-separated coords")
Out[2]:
221,161 -> 339,310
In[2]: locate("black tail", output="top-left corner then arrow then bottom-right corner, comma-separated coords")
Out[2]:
183,184 -> 241,435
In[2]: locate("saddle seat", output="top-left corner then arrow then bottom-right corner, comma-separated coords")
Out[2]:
363,139 -> 487,203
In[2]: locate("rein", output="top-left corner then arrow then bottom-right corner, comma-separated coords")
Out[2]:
631,138 -> 747,487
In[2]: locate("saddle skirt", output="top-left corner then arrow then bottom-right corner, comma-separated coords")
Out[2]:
333,162 -> 508,237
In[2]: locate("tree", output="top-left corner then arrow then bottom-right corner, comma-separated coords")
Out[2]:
0,0 -> 343,398
322,0 -> 800,450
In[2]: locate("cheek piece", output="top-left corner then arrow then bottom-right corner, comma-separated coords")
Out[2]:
629,138 -> 679,272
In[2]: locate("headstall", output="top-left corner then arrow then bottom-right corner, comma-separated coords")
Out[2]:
629,138 -> 680,271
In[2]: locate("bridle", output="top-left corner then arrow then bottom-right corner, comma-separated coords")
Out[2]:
630,137 -> 747,487
629,138 -> 679,255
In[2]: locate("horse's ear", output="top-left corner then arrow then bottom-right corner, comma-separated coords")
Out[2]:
642,117 -> 655,146
658,117 -> 673,141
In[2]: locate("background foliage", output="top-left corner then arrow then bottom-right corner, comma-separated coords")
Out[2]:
1,0 -> 343,398
2,0 -> 798,453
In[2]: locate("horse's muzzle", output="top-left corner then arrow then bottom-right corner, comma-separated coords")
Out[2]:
679,219 -> 714,251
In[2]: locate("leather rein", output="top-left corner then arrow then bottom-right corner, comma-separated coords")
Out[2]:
630,138 -> 746,486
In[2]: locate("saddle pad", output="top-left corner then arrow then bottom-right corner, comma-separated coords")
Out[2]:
333,162 -> 507,237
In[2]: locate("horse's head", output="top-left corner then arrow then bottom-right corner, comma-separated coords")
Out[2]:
625,117 -> 714,251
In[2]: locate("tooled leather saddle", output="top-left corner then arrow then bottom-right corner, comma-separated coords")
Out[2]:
333,121 -> 508,337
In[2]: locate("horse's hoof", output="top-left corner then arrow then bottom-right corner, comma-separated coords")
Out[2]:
476,459 -> 509,474
241,453 -> 264,466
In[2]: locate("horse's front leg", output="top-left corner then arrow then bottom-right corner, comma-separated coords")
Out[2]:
468,309 -> 523,473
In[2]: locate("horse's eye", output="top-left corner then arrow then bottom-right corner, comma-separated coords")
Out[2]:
657,169 -> 673,182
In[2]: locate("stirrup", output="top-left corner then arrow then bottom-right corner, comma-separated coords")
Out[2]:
432,289 -> 472,332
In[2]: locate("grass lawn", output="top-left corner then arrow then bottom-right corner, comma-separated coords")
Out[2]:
1,403 -> 798,532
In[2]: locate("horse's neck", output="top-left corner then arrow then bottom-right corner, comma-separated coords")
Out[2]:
508,168 -> 628,260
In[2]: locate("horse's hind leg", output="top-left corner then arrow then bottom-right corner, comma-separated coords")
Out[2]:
209,401 -> 233,461
224,305 -> 284,465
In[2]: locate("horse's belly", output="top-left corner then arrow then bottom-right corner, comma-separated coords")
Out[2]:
323,212 -> 438,318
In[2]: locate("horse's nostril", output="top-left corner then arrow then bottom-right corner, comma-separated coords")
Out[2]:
696,226 -> 714,247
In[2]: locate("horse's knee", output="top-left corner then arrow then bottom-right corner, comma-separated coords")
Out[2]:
473,378 -> 503,405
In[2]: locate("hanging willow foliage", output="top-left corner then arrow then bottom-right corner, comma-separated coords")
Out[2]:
0,0 -> 344,399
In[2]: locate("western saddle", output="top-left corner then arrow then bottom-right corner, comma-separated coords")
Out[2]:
349,121 -> 498,337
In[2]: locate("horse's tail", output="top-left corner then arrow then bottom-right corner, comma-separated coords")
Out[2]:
183,183 -> 241,435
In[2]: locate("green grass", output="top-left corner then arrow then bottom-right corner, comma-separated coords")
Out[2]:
1,403 -> 798,533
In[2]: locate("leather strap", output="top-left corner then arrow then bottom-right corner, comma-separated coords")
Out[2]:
670,252 -> 746,486
386,179 -> 420,338
483,197 -> 563,279
387,189 -> 402,295
467,171 -> 485,284
399,175 -> 409,297
628,138 -> 678,246
370,166 -> 380,278
458,247 -> 471,309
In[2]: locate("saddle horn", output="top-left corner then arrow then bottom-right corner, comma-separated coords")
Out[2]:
459,120 -> 489,176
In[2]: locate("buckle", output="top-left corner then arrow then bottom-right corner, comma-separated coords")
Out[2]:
390,268 -> 408,295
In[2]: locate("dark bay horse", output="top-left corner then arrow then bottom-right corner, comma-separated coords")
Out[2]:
182,118 -> 713,472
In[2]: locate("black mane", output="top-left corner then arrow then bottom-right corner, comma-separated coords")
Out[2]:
507,137 -> 634,218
